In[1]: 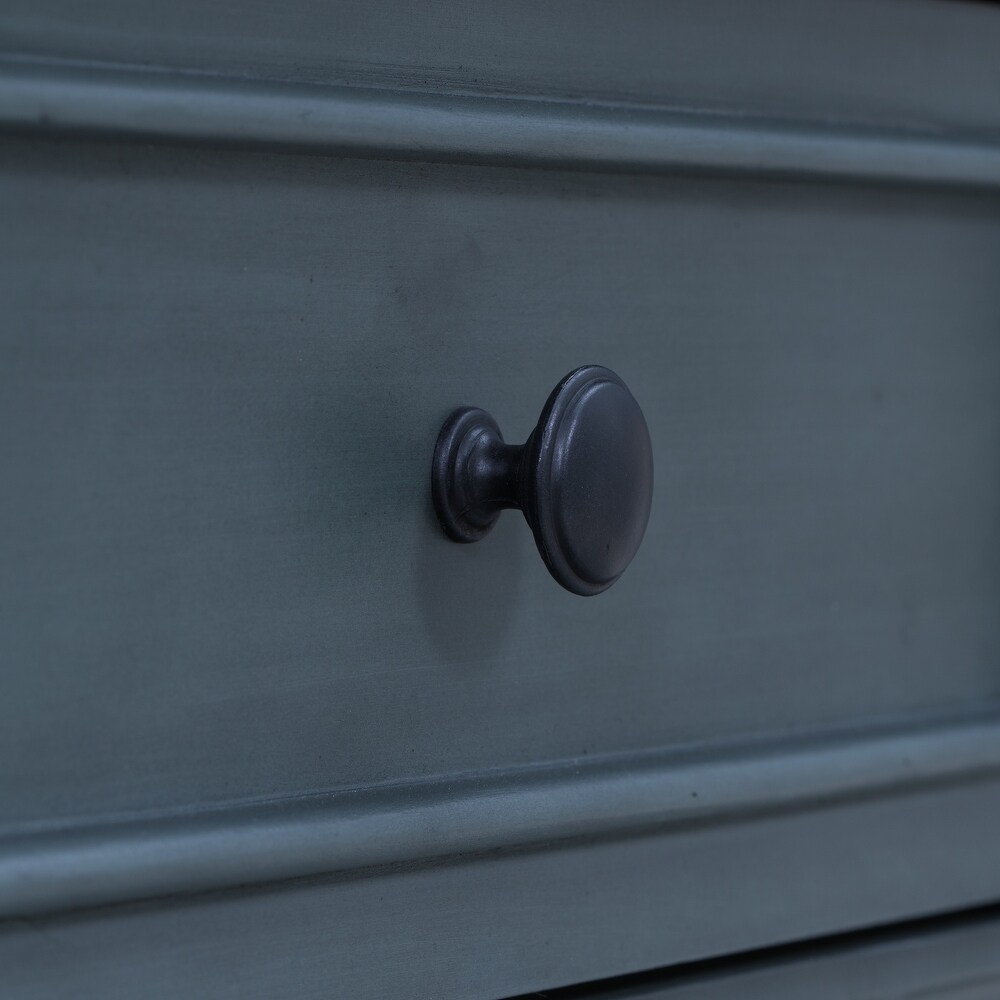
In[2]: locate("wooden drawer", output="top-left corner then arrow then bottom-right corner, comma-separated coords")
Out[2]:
3,2 -> 1000,996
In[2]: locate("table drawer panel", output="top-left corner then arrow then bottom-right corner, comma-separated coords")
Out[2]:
2,137 -> 999,823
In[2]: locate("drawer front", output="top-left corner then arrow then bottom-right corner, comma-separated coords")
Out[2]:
3,2 -> 1000,997
4,140 -> 1000,822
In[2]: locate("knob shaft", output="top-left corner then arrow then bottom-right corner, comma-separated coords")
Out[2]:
431,365 -> 653,596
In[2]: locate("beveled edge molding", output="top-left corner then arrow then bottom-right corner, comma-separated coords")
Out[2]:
2,59 -> 1000,187
2,713 -> 1000,919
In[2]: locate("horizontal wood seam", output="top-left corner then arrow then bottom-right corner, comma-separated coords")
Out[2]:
3,714 -> 1000,918
2,60 -> 1000,186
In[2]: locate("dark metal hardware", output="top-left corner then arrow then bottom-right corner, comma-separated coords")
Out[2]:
431,365 -> 653,596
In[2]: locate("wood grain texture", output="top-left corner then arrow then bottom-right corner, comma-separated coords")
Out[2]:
2,137 -> 1000,829
4,62 -> 1000,188
512,910 -> 1000,999
4,712 -> 999,918
4,4 -> 1000,988
3,0 -> 1000,137
5,779 -> 1000,998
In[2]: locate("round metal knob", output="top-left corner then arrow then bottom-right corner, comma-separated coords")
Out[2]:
431,365 -> 653,596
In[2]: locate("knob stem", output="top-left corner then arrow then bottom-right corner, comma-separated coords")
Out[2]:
469,434 -> 523,514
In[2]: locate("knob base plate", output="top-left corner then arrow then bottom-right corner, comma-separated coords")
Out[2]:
431,407 -> 505,544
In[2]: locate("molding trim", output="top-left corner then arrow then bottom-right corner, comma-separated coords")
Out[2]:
2,60 -> 1000,187
3,713 -> 1000,918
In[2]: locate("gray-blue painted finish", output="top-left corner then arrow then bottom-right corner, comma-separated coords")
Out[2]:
3,1 -> 1000,996
3,139 -> 999,826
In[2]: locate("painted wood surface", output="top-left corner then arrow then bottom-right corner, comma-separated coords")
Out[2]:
511,909 -> 1000,999
3,1 -> 1000,995
5,0 -> 1000,136
5,779 -> 1000,998
4,712 -> 1000,918
4,62 -> 1000,188
3,137 -> 999,826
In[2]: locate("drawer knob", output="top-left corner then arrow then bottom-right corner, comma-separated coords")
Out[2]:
431,365 -> 653,596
